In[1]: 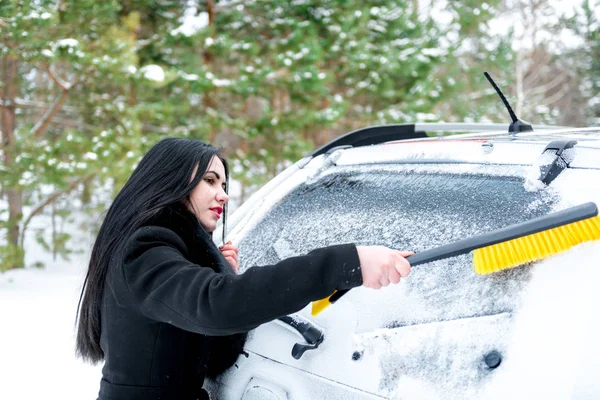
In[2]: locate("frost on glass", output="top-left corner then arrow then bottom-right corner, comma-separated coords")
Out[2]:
239,167 -> 555,326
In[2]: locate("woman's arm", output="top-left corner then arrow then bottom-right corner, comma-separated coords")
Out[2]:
122,226 -> 362,336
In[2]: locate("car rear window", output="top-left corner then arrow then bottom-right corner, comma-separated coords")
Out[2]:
237,164 -> 556,327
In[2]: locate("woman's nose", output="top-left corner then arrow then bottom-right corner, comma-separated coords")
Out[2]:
217,188 -> 229,204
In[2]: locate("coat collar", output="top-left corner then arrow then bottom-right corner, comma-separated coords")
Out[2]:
149,203 -> 234,276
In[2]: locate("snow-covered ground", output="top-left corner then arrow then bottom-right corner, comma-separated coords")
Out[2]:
0,244 -> 103,400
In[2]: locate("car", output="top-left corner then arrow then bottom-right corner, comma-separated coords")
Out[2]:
206,122 -> 600,399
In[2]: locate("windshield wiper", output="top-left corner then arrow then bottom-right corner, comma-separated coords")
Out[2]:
277,315 -> 324,360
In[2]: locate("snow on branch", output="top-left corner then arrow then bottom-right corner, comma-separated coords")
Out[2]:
18,174 -> 92,247
32,65 -> 77,138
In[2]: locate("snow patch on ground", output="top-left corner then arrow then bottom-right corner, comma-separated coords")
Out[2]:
0,255 -> 103,400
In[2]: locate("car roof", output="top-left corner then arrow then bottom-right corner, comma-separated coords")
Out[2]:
436,126 -> 600,143
313,125 -> 600,170
307,124 -> 600,157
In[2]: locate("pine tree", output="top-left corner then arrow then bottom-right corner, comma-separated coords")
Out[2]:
425,0 -> 516,124
192,0 -> 444,191
0,1 -> 188,269
565,0 -> 600,124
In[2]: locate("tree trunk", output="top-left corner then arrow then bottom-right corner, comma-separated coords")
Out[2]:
52,201 -> 57,261
1,54 -> 24,269
204,0 -> 218,143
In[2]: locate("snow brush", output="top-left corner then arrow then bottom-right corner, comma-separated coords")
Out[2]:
312,201 -> 600,316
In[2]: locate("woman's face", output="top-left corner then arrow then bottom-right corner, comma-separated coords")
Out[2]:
188,156 -> 229,232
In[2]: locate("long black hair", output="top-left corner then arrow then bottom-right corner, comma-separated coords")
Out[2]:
75,138 -> 229,364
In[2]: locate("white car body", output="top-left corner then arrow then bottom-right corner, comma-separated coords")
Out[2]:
207,125 -> 600,400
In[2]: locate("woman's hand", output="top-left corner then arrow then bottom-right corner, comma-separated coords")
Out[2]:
219,241 -> 239,274
355,246 -> 413,289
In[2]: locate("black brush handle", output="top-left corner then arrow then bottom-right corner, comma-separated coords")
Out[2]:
328,202 -> 597,305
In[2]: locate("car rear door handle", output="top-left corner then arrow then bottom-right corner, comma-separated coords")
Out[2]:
277,315 -> 325,360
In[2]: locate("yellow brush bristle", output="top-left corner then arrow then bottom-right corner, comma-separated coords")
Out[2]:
474,215 -> 600,275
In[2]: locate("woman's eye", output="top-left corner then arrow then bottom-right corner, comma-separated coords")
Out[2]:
204,177 -> 214,184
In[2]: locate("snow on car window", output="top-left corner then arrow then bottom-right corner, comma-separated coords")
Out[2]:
238,164 -> 558,330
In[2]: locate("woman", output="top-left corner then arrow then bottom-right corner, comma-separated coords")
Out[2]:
76,138 -> 412,400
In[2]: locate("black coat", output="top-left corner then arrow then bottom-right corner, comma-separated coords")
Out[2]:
98,205 -> 362,400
